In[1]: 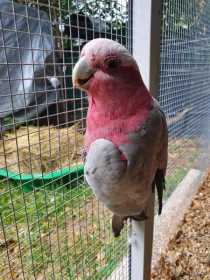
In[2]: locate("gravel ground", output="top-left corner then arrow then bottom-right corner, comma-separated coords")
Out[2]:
152,172 -> 210,280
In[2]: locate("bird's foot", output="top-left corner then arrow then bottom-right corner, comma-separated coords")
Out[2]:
112,215 -> 126,238
112,210 -> 147,237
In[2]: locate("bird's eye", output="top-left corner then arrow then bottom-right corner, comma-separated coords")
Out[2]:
107,59 -> 119,68
105,57 -> 120,69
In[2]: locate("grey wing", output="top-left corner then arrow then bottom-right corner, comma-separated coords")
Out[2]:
154,99 -> 168,173
153,100 -> 168,214
146,99 -> 168,214
119,98 -> 168,213
84,139 -> 127,205
119,98 -> 168,174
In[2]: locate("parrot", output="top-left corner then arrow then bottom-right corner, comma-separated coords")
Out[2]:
72,38 -> 168,237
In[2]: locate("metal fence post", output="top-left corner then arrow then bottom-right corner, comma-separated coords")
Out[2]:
131,1 -> 161,279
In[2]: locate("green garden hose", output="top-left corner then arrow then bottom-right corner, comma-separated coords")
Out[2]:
0,164 -> 84,192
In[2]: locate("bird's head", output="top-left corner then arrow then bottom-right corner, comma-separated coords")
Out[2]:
72,39 -> 152,148
72,38 -> 142,95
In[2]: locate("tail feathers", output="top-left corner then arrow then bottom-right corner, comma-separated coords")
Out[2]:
154,169 -> 166,215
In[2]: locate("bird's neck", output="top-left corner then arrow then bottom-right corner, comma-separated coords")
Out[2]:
85,83 -> 153,148
88,81 -> 153,120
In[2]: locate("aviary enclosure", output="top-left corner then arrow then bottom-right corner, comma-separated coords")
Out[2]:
0,0 -> 210,279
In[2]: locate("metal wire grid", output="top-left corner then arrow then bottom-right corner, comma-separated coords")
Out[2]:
2,0 -> 210,279
0,1 -> 129,279
159,0 -> 210,200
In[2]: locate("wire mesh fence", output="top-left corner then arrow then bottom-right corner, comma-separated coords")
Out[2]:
160,0 -> 210,202
1,0 -> 210,279
0,1 -> 129,279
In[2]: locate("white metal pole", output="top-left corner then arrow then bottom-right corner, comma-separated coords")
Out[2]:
131,1 -> 161,279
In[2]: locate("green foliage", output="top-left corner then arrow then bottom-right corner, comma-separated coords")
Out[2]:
60,0 -> 127,29
162,0 -> 208,39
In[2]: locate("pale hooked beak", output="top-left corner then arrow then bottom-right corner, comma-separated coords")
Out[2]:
72,56 -> 95,90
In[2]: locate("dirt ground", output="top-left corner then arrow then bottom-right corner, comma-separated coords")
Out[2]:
152,172 -> 210,280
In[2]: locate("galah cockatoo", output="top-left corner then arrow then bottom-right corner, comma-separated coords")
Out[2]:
72,38 -> 168,237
